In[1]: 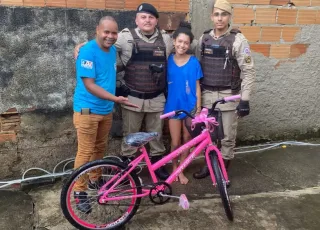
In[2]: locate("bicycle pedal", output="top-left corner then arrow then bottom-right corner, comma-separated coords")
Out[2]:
179,194 -> 190,210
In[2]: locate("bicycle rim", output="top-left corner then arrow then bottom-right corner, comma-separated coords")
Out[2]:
210,153 -> 234,221
61,160 -> 142,230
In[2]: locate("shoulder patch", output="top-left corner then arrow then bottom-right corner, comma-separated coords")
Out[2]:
243,47 -> 251,55
121,28 -> 130,33
244,55 -> 252,64
81,59 -> 93,69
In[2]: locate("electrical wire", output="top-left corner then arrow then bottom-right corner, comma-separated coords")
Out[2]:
0,141 -> 319,189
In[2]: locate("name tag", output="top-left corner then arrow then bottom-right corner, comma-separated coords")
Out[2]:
204,48 -> 213,55
153,50 -> 165,56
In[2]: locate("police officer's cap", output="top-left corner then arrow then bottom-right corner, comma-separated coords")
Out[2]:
136,3 -> 159,18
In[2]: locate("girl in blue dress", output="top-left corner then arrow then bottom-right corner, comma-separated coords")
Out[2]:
164,22 -> 203,184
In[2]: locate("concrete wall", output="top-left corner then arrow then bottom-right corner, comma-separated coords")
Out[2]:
0,6 -> 137,179
0,0 -> 320,178
191,0 -> 320,141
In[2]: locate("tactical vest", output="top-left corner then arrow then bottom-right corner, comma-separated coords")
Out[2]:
200,29 -> 241,92
124,29 -> 167,93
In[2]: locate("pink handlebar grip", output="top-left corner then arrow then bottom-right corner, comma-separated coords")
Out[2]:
224,95 -> 241,102
160,111 -> 176,119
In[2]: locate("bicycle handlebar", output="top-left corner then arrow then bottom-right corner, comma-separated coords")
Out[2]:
159,111 -> 176,119
224,95 -> 241,101
160,94 -> 241,120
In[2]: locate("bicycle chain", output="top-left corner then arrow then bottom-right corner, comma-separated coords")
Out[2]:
92,182 -> 173,207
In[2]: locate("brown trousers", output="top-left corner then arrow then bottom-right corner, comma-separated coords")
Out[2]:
73,112 -> 112,192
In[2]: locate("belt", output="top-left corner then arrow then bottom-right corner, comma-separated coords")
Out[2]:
202,85 -> 231,92
128,90 -> 162,100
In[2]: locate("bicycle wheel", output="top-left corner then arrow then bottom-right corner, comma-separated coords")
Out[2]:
61,159 -> 142,230
209,152 -> 233,221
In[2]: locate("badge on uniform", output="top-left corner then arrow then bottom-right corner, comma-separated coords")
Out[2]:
153,50 -> 164,56
204,48 -> 213,55
245,55 -> 251,64
81,59 -> 93,69
243,47 -> 251,55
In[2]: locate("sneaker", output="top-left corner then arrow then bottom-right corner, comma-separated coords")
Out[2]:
74,191 -> 91,214
88,177 -> 106,190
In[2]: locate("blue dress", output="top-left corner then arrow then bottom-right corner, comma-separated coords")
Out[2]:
164,54 -> 203,119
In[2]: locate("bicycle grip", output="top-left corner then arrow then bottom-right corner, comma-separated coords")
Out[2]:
224,95 -> 241,102
160,111 -> 176,119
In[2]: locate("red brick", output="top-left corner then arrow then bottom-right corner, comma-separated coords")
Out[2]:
270,0 -> 289,5
230,0 -> 248,3
1,123 -> 20,132
106,0 -> 125,9
277,9 -> 297,24
239,26 -> 261,42
86,0 -> 105,9
2,108 -> 18,114
159,0 -> 175,11
290,44 -> 309,58
298,10 -> 317,24
24,0 -> 45,7
250,44 -> 271,57
281,27 -> 301,42
175,0 -> 189,12
233,8 -> 255,24
292,0 -> 311,6
311,0 -> 320,6
248,0 -> 270,4
66,0 -> 86,8
316,11 -> 320,24
261,27 -> 282,42
255,8 -> 277,24
46,0 -> 66,7
1,0 -> 23,6
0,133 -> 17,144
270,44 -> 291,59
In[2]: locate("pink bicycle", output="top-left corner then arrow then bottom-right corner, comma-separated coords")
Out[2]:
60,95 -> 240,230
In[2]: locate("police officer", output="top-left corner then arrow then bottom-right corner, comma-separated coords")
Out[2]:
116,3 -> 173,180
193,0 -> 256,179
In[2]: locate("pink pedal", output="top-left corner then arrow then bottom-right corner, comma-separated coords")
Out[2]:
179,194 -> 190,210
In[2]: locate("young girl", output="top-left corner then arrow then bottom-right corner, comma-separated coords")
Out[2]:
164,22 -> 203,184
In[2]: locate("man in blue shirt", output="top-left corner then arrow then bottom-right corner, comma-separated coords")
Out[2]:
73,16 -> 137,214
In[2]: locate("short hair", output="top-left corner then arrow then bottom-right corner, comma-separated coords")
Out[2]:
99,16 -> 117,25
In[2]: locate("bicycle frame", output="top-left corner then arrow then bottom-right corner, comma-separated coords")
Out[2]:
98,128 -> 229,202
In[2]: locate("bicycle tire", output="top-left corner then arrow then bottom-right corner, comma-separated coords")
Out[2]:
209,152 -> 234,221
60,159 -> 142,230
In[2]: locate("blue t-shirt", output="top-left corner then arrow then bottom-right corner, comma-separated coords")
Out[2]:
73,40 -> 117,115
164,55 -> 203,119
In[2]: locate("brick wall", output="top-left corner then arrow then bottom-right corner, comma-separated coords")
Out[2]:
230,0 -> 320,59
0,0 -> 189,11
0,108 -> 20,145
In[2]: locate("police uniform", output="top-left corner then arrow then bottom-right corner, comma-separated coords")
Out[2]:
195,27 -> 256,160
116,7 -> 173,157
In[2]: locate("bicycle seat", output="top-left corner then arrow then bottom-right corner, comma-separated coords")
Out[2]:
125,132 -> 158,147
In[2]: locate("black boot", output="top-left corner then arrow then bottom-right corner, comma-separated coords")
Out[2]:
223,159 -> 231,170
193,166 -> 210,179
193,159 -> 231,179
151,155 -> 170,180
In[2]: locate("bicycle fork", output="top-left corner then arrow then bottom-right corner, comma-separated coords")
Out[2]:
205,147 -> 230,186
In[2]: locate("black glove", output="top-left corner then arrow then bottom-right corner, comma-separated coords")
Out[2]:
236,100 -> 250,117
